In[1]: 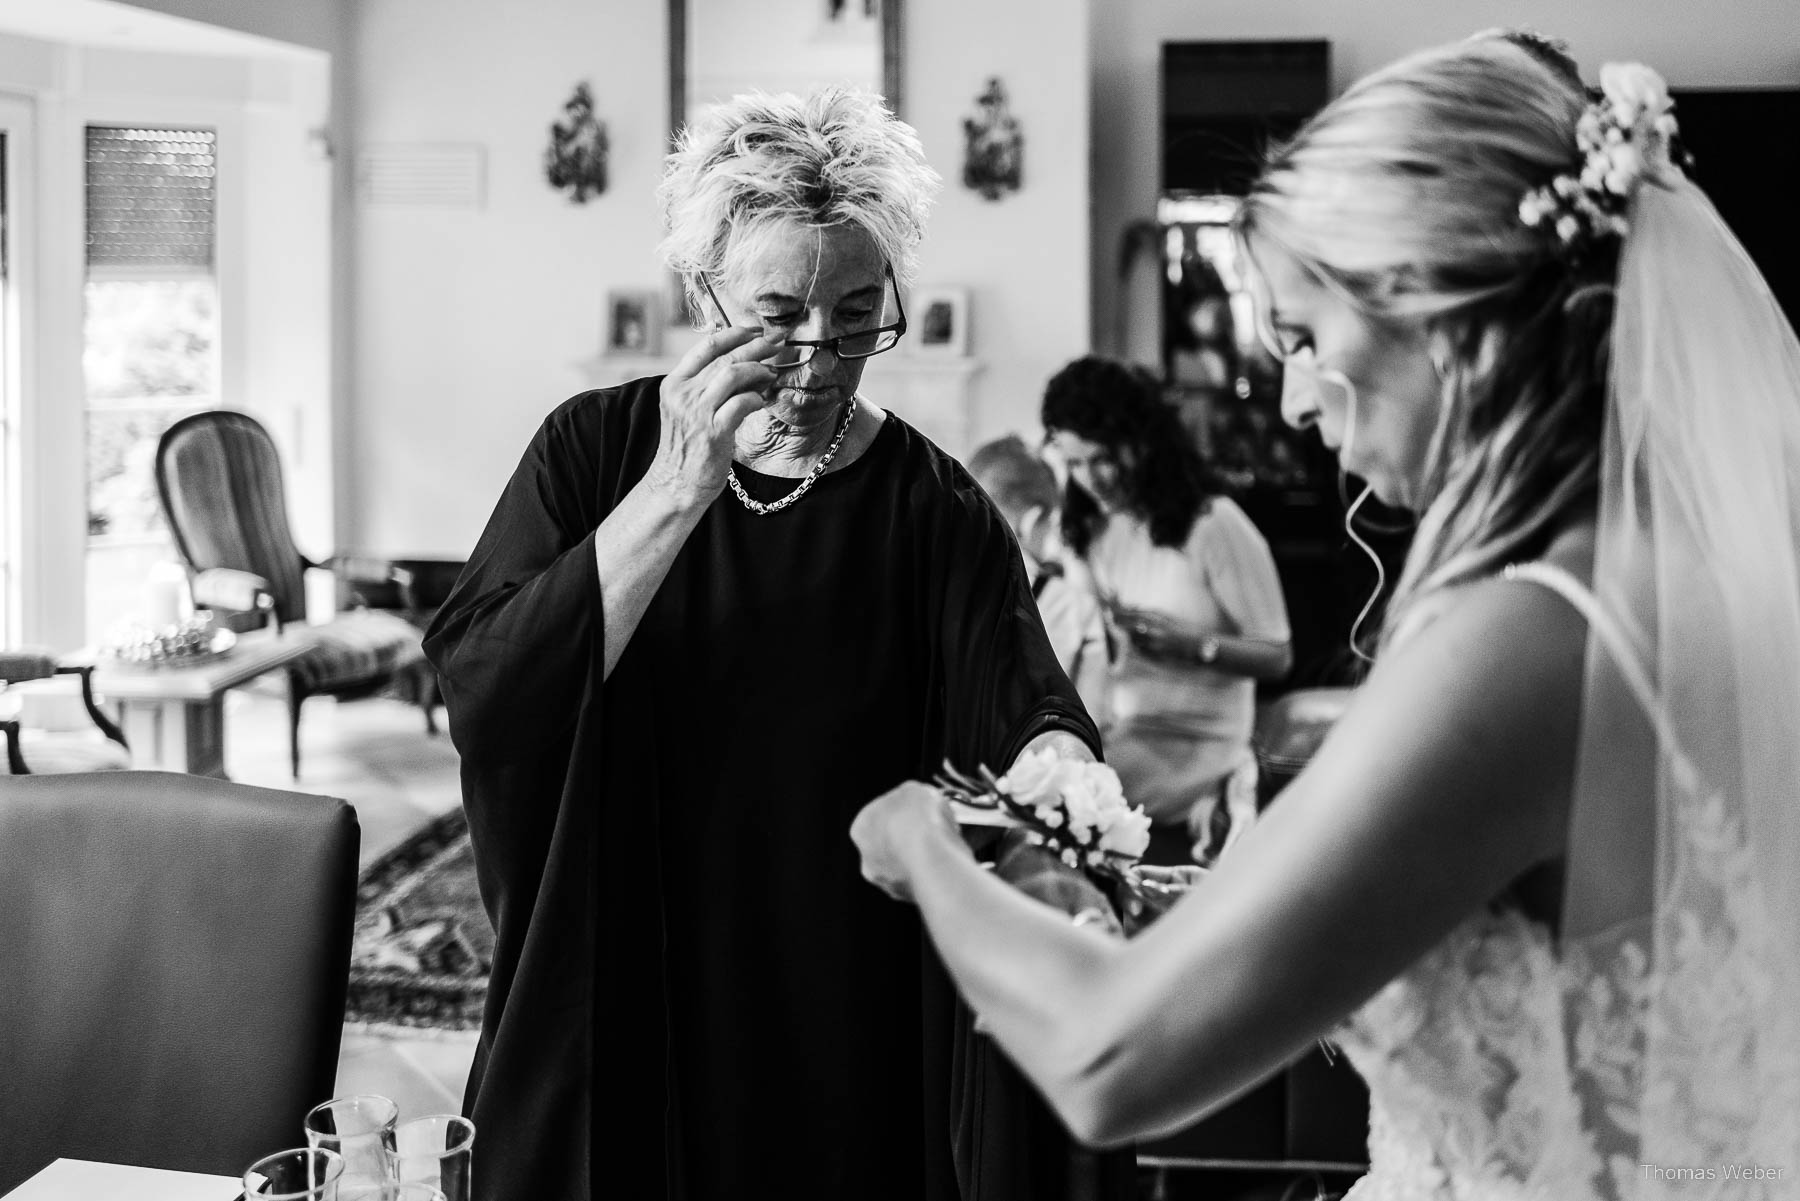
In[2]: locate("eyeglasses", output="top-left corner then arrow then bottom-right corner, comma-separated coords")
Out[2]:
701,265 -> 907,370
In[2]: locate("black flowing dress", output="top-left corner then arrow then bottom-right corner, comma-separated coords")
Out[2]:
424,379 -> 1136,1201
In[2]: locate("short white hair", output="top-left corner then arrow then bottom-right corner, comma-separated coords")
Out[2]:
657,88 -> 941,318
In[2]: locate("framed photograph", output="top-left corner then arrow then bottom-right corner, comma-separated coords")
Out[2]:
910,286 -> 969,356
604,289 -> 661,355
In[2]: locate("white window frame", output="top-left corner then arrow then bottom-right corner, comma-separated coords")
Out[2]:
3,37 -> 331,650
30,94 -> 242,651
0,90 -> 36,647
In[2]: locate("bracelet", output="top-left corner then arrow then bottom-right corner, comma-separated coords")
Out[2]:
1070,907 -> 1112,929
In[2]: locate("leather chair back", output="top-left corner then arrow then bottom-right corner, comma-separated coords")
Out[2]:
156,410 -> 310,625
0,772 -> 359,1191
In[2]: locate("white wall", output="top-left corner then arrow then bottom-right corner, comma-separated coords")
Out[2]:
349,0 -> 1089,558
350,0 -> 667,556
1090,0 -> 1800,364
904,0 -> 1089,450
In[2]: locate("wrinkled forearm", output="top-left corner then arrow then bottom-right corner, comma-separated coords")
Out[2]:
593,479 -> 710,680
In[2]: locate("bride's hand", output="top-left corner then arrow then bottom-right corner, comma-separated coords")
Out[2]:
851,781 -> 967,903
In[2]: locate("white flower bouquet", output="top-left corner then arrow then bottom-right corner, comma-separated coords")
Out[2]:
937,749 -> 1196,931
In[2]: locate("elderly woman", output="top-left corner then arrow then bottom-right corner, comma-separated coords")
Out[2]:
424,89 -> 1126,1201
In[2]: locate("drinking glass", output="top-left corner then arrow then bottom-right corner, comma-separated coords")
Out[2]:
391,1114 -> 475,1201
305,1095 -> 400,1198
243,1147 -> 344,1200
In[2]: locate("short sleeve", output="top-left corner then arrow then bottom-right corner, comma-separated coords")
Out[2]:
1192,497 -> 1291,642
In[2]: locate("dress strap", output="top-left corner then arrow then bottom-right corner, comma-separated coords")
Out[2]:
1503,561 -> 1703,795
1501,562 -> 1656,717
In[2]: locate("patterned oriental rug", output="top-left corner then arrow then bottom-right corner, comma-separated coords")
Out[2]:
347,807 -> 491,1033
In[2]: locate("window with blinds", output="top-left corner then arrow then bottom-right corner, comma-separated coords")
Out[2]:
85,127 -> 217,278
83,125 -> 221,639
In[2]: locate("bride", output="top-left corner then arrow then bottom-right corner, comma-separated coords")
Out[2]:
853,31 -> 1800,1200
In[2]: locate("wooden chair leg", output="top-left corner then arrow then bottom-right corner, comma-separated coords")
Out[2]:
58,664 -> 129,751
287,682 -> 305,779
420,669 -> 441,736
2,719 -> 29,775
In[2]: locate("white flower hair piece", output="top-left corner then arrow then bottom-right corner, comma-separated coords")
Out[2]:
1518,62 -> 1686,256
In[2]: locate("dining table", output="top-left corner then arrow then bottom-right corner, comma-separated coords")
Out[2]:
1,1158 -> 240,1200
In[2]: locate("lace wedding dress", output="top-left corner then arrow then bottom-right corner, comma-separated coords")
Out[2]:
1330,562 -> 1793,1201
1335,904 -> 1645,1200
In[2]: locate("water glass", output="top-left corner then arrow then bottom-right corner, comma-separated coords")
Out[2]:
305,1094 -> 400,1197
392,1114 -> 475,1201
243,1147 -> 344,1200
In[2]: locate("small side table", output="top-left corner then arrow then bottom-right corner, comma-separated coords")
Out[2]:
80,632 -> 310,779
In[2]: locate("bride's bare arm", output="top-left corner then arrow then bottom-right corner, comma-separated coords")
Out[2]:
854,575 -> 1588,1146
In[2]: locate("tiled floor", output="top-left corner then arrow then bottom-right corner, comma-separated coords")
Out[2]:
224,687 -> 478,1122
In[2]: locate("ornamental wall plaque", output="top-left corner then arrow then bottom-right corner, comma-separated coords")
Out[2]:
962,77 -> 1022,201
545,82 -> 609,203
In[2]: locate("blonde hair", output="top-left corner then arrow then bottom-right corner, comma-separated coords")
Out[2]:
1236,32 -> 1614,650
657,88 -> 941,318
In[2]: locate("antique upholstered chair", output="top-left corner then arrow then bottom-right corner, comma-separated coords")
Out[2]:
0,771 -> 358,1192
154,409 -> 440,777
0,650 -> 131,775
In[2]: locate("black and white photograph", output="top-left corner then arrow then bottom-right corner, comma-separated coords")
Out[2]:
603,289 -> 659,355
911,285 -> 969,356
4,4 -> 1799,1201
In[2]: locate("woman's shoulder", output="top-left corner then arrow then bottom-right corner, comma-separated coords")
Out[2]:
535,377 -> 664,465
1362,561 -> 1592,769
1192,493 -> 1259,536
1183,493 -> 1272,559
1393,521 -> 1600,655
1391,518 -> 1600,643
544,376 -> 660,433
884,416 -> 1001,512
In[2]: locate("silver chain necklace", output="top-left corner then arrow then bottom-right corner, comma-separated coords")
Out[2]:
726,398 -> 858,516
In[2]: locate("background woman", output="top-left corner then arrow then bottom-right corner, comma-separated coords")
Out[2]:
855,32 -> 1800,1198
1042,355 -> 1291,863
426,88 -> 1129,1201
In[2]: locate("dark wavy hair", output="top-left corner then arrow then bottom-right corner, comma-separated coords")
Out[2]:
1040,355 -> 1227,556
